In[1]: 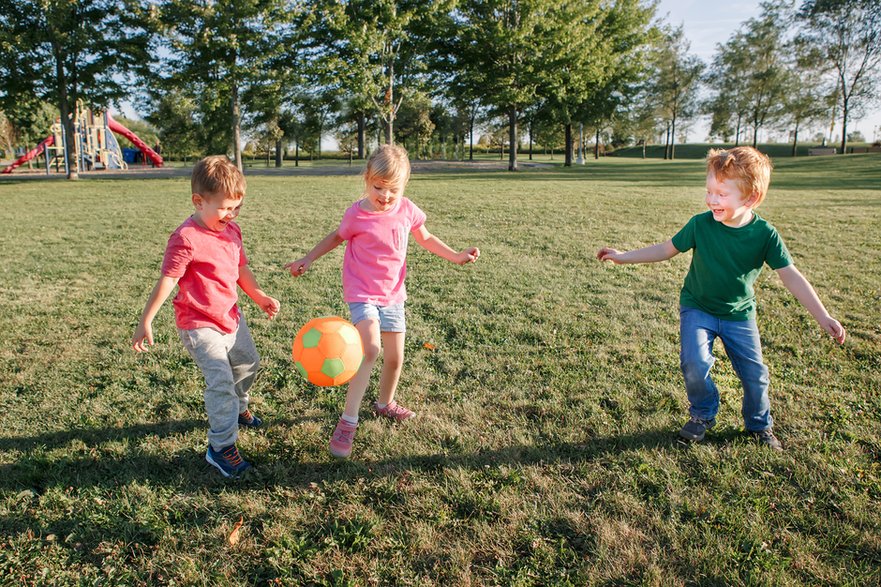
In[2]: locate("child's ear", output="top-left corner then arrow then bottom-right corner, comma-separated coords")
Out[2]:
745,191 -> 759,207
192,193 -> 203,208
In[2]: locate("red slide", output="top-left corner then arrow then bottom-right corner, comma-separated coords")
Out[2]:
106,114 -> 163,167
2,135 -> 55,174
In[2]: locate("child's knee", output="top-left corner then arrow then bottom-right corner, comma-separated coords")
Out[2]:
362,342 -> 381,364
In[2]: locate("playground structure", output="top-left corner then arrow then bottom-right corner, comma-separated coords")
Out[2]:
2,104 -> 163,175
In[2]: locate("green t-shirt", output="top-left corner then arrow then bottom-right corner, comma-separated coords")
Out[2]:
671,211 -> 792,320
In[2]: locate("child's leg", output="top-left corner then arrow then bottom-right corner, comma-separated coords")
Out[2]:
377,331 -> 405,405
342,319 -> 382,419
719,318 -> 772,432
679,307 -> 722,420
179,328 -> 239,450
228,314 -> 260,414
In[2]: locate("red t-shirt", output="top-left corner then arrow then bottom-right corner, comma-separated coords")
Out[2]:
161,217 -> 248,333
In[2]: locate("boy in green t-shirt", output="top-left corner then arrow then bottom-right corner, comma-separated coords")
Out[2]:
597,147 -> 846,450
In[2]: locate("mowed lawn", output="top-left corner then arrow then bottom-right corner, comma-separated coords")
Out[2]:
1,154 -> 879,586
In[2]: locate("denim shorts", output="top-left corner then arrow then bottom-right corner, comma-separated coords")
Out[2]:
348,302 -> 406,332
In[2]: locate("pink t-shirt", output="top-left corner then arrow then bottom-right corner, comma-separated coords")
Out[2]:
161,217 -> 248,333
337,197 -> 426,305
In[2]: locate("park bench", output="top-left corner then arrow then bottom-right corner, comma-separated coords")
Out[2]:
808,147 -> 836,156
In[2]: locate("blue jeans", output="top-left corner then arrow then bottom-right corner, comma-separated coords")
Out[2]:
679,306 -> 772,432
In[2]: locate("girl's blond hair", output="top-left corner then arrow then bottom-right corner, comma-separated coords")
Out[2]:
706,147 -> 772,207
363,144 -> 411,187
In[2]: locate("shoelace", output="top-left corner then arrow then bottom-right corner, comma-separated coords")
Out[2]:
240,410 -> 253,423
334,424 -> 355,443
221,446 -> 243,466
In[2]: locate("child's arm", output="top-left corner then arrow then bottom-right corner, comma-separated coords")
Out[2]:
596,240 -> 679,264
285,229 -> 345,276
132,275 -> 180,352
412,225 -> 480,265
776,265 -> 846,344
238,265 -> 281,319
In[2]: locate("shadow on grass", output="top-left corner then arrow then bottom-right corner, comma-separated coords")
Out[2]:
0,423 -> 735,495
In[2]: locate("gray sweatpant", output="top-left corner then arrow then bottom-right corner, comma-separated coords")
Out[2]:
179,314 -> 260,450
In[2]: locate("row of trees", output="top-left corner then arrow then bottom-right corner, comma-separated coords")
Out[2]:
1,0 -> 879,179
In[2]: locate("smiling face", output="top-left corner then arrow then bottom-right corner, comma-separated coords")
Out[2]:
362,175 -> 404,212
192,191 -> 243,231
705,173 -> 756,228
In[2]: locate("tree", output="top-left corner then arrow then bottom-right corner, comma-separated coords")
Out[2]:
781,40 -> 836,155
0,0 -> 151,179
653,26 -> 703,159
304,0 -> 450,147
798,0 -> 881,154
156,0 -> 291,170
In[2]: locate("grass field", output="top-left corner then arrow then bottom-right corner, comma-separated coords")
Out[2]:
1,154 -> 879,585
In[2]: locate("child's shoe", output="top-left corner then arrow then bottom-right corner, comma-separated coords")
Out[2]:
329,418 -> 357,459
373,400 -> 415,422
752,428 -> 783,451
678,416 -> 716,441
205,444 -> 252,478
238,409 -> 263,428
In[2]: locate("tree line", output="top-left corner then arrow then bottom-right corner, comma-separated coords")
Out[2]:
1,0 -> 879,179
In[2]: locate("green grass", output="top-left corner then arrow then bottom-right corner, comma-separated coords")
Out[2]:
1,154 -> 880,585
610,142 -> 878,160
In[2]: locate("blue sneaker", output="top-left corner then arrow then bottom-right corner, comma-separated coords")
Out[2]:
679,416 -> 716,441
206,444 -> 252,478
238,409 -> 263,428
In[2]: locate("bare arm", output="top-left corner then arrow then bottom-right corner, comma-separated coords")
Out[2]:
776,265 -> 846,344
412,225 -> 480,265
285,229 -> 345,276
596,240 -> 679,265
132,275 -> 179,352
238,264 -> 280,319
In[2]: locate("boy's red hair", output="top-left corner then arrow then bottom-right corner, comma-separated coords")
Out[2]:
706,147 -> 772,207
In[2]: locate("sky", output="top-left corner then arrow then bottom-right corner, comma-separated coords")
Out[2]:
658,0 -> 881,143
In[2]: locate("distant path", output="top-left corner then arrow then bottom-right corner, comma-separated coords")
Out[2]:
0,159 -> 554,181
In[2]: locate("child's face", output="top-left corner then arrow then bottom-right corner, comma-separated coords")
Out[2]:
192,191 -> 243,232
363,175 -> 405,212
705,173 -> 756,227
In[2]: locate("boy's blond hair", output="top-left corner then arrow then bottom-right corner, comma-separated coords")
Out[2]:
191,156 -> 246,200
364,144 -> 411,187
706,147 -> 772,208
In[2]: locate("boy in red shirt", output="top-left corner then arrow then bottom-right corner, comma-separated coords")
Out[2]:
132,156 -> 280,478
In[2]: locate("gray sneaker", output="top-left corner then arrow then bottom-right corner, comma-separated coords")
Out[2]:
752,429 -> 783,451
679,416 -> 717,441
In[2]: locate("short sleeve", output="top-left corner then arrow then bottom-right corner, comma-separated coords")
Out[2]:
764,228 -> 792,270
161,232 -> 192,278
671,217 -> 696,253
229,222 -> 248,266
338,206 -> 355,241
408,200 -> 427,232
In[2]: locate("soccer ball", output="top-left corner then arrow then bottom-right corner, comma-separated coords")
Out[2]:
292,316 -> 364,387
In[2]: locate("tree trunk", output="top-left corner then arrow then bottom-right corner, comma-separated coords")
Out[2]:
664,122 -> 670,160
275,139 -> 282,167
791,124 -> 799,157
357,112 -> 365,159
231,83 -> 242,171
564,123 -> 572,166
469,112 -> 475,161
840,99 -> 848,155
508,107 -> 518,171
735,114 -> 742,146
54,50 -> 78,180
670,115 -> 677,160
528,120 -> 533,161
385,61 -> 395,145
295,141 -> 299,167
642,139 -> 646,159
594,127 -> 600,159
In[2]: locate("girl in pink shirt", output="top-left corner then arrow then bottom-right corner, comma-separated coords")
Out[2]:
287,145 -> 480,459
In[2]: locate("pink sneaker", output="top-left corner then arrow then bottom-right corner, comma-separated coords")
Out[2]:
373,400 -> 415,422
329,418 -> 357,459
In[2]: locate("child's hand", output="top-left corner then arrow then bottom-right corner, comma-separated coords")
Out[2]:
258,295 -> 281,319
596,247 -> 624,264
285,257 -> 312,277
456,247 -> 480,265
132,322 -> 154,353
820,315 -> 846,344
